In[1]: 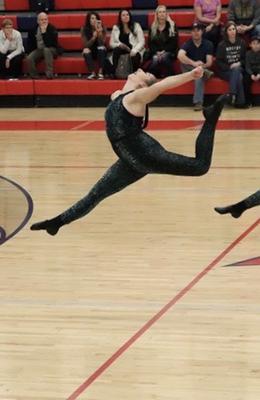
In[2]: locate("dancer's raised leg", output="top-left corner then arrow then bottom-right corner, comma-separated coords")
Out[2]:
120,94 -> 230,177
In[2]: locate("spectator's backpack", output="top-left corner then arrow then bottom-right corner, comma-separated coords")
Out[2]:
115,54 -> 133,79
29,0 -> 55,12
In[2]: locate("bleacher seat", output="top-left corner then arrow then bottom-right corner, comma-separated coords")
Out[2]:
16,10 -> 225,32
148,10 -> 227,28
0,14 -> 17,28
0,79 -> 34,95
17,14 -> 37,31
4,0 -> 132,11
132,0 -> 157,8
158,0 -> 229,6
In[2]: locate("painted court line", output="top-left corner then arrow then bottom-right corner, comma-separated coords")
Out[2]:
66,218 -> 260,400
0,120 -> 259,131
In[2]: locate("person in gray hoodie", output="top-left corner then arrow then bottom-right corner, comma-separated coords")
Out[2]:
227,0 -> 260,37
216,22 -> 248,107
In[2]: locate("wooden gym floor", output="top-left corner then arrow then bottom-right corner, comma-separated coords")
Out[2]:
0,105 -> 259,400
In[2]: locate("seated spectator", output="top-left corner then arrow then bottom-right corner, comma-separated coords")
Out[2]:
81,12 -> 107,80
216,22 -> 248,107
194,0 -> 222,52
27,12 -> 60,79
244,35 -> 260,106
178,23 -> 214,110
110,9 -> 145,76
0,19 -> 24,79
144,5 -> 178,78
227,0 -> 260,38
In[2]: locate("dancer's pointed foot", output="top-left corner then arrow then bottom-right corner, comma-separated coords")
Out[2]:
30,220 -> 60,235
214,205 -> 243,218
203,94 -> 231,121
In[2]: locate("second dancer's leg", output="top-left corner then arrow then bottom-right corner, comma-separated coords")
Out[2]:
215,190 -> 260,218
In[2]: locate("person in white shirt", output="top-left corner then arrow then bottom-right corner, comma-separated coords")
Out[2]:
110,9 -> 145,76
0,19 -> 24,79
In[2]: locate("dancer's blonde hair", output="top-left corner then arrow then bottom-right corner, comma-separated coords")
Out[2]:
150,5 -> 176,38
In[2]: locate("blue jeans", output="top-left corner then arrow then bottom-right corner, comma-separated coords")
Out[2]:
251,24 -> 260,37
84,46 -> 107,73
218,67 -> 245,105
181,64 -> 206,104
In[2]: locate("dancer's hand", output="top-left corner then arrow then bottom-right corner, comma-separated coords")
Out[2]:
192,66 -> 203,79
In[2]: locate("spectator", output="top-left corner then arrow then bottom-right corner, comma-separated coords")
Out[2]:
227,0 -> 260,38
110,9 -> 145,76
81,12 -> 107,80
27,12 -> 60,79
144,5 -> 178,78
216,22 -> 248,107
178,23 -> 214,110
244,35 -> 260,105
0,19 -> 24,79
194,0 -> 222,52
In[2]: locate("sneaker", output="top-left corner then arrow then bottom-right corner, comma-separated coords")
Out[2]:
97,73 -> 104,80
203,69 -> 214,80
194,102 -> 203,111
230,94 -> 236,105
87,72 -> 96,80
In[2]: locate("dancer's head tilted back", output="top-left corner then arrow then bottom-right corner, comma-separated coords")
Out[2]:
123,68 -> 157,90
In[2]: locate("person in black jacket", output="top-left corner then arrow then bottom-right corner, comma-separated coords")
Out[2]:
244,35 -> 260,105
144,5 -> 178,78
81,11 -> 107,80
216,22 -> 248,107
26,12 -> 59,79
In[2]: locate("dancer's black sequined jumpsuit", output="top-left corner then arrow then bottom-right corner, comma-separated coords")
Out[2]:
57,91 -> 223,225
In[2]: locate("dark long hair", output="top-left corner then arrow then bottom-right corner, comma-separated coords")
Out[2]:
83,11 -> 101,36
117,9 -> 136,36
223,22 -> 238,42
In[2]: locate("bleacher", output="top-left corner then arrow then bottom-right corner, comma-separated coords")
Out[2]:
0,0 -> 259,107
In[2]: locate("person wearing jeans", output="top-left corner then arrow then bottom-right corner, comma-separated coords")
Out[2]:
216,22 -> 248,107
81,11 -> 107,80
178,23 -> 214,111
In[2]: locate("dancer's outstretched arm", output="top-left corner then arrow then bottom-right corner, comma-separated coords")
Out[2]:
126,67 -> 203,106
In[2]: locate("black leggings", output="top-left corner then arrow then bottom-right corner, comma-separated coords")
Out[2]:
58,116 -> 218,225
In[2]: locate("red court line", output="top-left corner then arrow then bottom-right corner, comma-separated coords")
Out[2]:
0,120 -> 259,131
66,218 -> 260,400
